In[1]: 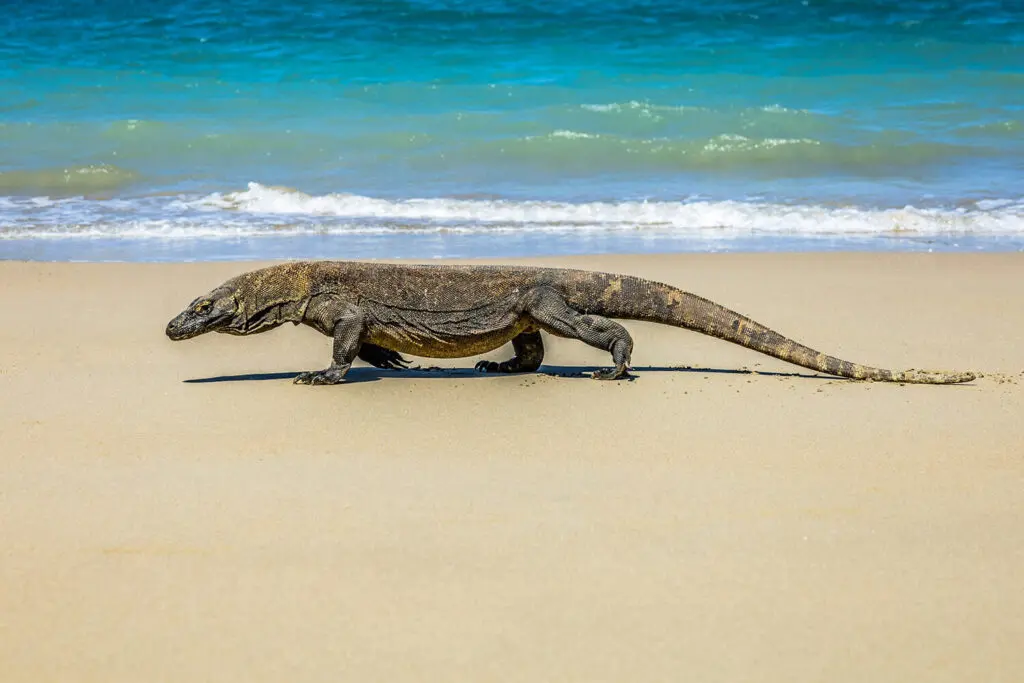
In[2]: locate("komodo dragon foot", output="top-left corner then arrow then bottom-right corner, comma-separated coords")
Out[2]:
358,343 -> 411,370
294,344 -> 409,385
293,367 -> 349,385
592,366 -> 634,380
474,332 -> 545,375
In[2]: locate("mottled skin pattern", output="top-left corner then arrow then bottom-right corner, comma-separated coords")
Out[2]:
165,261 -> 977,385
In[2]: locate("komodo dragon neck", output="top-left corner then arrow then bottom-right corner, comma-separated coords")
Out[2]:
223,263 -> 318,335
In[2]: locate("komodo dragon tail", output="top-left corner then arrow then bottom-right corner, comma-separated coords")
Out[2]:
570,272 -> 976,384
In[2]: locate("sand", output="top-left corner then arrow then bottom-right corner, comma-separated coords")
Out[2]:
1,252 -> 1022,682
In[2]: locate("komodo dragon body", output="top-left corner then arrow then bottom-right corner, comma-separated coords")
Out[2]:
165,261 -> 976,385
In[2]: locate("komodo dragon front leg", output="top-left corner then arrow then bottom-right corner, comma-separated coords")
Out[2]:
294,302 -> 367,386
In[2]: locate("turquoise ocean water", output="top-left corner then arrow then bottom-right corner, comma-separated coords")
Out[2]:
1,0 -> 1021,260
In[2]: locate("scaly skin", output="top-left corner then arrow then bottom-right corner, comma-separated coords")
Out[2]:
165,261 -> 977,385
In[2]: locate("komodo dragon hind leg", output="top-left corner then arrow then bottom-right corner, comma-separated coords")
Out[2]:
358,343 -> 411,370
524,287 -> 634,380
475,331 -> 545,374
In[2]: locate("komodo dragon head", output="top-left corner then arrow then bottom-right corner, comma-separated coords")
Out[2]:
165,286 -> 241,340
167,265 -> 314,341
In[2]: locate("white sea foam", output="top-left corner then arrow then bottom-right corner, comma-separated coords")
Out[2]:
581,101 -> 704,114
550,130 -> 599,139
182,183 -> 1024,234
582,102 -> 812,118
760,104 -> 810,114
2,183 -> 1023,240
702,134 -> 820,152
523,130 -> 600,141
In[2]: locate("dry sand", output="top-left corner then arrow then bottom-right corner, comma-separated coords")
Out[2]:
1,252 -> 1022,682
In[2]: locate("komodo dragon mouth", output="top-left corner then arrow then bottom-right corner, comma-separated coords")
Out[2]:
166,288 -> 237,341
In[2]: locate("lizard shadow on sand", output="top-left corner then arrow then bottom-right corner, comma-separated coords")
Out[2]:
184,364 -> 831,384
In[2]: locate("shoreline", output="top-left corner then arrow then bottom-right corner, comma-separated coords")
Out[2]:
2,252 -> 1022,682
3,232 -> 1024,263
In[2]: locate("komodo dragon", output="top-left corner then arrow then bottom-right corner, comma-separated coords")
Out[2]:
165,261 -> 976,385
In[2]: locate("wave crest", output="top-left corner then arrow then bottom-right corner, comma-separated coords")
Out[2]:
3,184 -> 1021,241
176,183 -> 1024,235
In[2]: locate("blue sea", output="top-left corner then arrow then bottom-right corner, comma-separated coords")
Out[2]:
1,0 -> 1021,261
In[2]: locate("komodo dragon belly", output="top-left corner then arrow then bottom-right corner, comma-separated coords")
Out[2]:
361,296 -> 533,358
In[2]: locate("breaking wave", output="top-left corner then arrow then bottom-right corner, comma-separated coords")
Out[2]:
2,183 -> 1022,240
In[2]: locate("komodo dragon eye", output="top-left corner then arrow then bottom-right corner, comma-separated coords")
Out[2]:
194,300 -> 212,313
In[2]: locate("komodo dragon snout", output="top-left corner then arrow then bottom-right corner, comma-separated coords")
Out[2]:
166,287 -> 238,341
